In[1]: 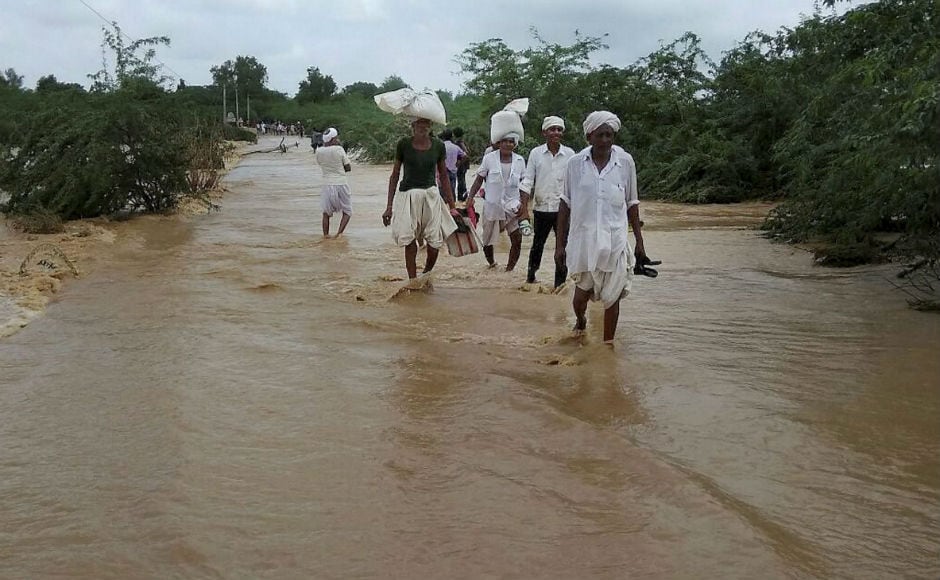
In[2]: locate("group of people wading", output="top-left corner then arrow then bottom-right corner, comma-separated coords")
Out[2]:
313,110 -> 654,343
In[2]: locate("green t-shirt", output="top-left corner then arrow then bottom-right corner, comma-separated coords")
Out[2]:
395,137 -> 445,191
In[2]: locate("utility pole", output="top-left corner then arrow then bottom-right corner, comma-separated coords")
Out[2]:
247,93 -> 251,124
222,85 -> 227,124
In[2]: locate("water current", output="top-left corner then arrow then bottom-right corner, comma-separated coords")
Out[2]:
2,136 -> 938,579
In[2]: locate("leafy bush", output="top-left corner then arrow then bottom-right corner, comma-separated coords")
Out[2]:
221,123 -> 257,143
0,88 -> 191,217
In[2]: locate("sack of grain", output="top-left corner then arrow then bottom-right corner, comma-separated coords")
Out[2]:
374,88 -> 447,125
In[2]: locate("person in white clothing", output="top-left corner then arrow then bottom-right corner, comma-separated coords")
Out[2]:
520,115 -> 576,287
316,128 -> 352,238
556,111 -> 648,343
466,133 -> 528,270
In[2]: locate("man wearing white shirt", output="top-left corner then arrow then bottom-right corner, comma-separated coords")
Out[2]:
520,116 -> 575,287
316,127 -> 353,238
556,111 -> 648,343
466,134 -> 528,270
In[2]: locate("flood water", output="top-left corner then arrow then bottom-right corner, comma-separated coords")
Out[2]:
2,136 -> 938,579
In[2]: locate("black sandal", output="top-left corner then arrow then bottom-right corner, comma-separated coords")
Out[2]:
633,254 -> 662,278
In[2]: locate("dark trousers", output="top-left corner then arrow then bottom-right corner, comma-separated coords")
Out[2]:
456,167 -> 469,200
528,210 -> 567,287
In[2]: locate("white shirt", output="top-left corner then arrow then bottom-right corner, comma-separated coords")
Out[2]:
520,143 -> 575,212
476,150 -> 526,222
315,145 -> 351,186
561,146 -> 639,273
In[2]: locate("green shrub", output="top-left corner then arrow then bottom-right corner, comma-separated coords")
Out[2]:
0,89 -> 192,218
222,123 -> 257,143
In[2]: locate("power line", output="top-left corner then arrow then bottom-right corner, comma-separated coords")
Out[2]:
77,0 -> 186,82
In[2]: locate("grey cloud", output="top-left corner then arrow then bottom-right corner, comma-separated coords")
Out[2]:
1,0 -> 839,94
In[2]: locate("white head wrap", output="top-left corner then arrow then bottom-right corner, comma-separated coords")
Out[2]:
542,116 -> 565,131
322,128 -> 338,143
582,111 -> 621,136
501,132 -> 521,144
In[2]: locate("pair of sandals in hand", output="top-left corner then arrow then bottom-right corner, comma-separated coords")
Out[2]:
634,253 -> 662,278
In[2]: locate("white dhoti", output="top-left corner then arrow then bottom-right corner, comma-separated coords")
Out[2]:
320,184 -> 352,216
391,186 -> 458,249
572,250 -> 634,309
480,214 -> 520,246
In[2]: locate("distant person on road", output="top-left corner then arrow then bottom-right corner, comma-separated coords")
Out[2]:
316,128 -> 352,238
556,111 -> 649,343
382,118 -> 461,279
520,116 -> 575,287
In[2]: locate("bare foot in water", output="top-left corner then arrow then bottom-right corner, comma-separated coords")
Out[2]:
573,315 -> 587,337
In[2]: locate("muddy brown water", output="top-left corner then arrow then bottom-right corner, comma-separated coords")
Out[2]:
2,136 -> 938,579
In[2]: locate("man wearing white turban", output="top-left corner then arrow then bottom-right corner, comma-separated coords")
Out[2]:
520,115 -> 576,286
315,128 -> 353,238
556,111 -> 649,343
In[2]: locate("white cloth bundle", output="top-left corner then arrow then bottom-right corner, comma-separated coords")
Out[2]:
490,98 -> 529,145
322,127 -> 338,143
374,88 -> 447,125
582,111 -> 621,136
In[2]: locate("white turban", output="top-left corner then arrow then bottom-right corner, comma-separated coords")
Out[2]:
582,111 -> 621,136
542,116 -> 565,131
502,132 -> 521,144
322,128 -> 338,143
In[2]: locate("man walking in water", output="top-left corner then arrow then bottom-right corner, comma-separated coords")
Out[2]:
520,116 -> 575,287
556,111 -> 648,343
316,127 -> 352,238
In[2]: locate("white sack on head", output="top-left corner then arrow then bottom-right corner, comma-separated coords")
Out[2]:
374,88 -> 447,125
542,116 -> 565,131
322,128 -> 338,143
503,98 -> 529,116
490,97 -> 530,144
583,111 -> 621,136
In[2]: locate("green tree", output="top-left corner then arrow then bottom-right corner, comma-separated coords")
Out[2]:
296,66 -> 336,104
341,81 -> 379,98
210,55 -> 268,95
35,75 -> 85,94
377,75 -> 409,92
87,22 -> 171,92
0,68 -> 25,89
765,0 -> 940,269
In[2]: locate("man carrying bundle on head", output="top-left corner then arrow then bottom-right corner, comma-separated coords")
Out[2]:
375,88 -> 461,280
556,111 -> 654,344
465,100 -> 529,271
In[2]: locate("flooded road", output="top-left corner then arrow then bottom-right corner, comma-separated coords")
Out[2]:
2,136 -> 938,579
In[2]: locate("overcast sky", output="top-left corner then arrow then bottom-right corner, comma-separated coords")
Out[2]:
2,0 -> 849,95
